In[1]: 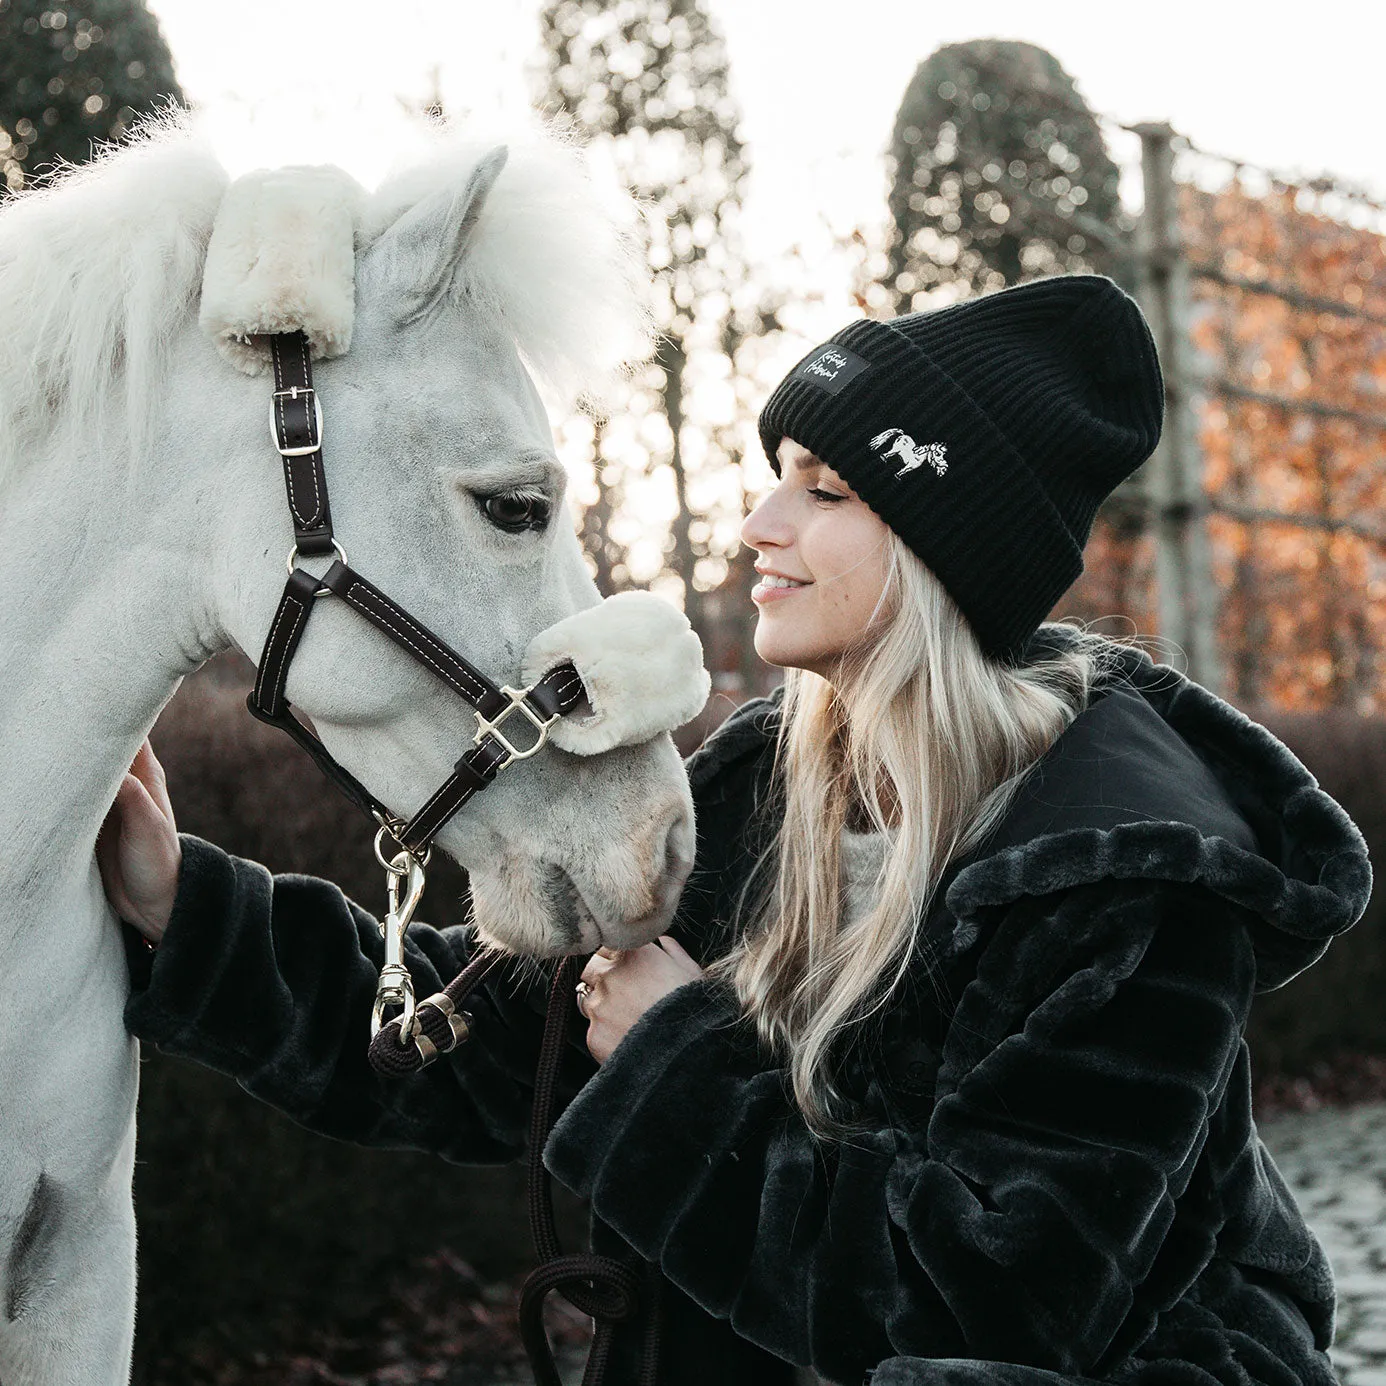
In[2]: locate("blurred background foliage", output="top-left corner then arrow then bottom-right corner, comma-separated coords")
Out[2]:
536,0 -> 781,697
885,38 -> 1129,305
0,0 -> 182,188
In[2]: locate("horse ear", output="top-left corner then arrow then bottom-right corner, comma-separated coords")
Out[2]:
376,144 -> 510,321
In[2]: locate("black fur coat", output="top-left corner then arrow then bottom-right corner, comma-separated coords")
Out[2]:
123,627 -> 1372,1386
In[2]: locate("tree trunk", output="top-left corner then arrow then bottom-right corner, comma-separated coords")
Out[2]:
579,420 -> 618,594
661,335 -> 701,633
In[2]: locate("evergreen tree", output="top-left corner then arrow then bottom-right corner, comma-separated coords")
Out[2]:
886,39 -> 1127,307
0,0 -> 183,190
537,0 -> 761,645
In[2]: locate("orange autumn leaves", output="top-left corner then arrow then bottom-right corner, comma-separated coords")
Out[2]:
1065,177 -> 1386,711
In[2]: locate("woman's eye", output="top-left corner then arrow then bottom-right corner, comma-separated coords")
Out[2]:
808,487 -> 847,504
478,491 -> 551,533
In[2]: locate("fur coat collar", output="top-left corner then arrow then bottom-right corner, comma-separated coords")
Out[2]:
683,624 -> 1372,991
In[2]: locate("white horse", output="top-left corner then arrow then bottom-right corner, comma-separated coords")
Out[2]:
0,119 -> 698,1384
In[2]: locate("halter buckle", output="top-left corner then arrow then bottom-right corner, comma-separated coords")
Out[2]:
270,386 -> 325,456
473,684 -> 560,765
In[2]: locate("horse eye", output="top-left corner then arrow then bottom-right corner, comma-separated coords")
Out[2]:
479,491 -> 550,533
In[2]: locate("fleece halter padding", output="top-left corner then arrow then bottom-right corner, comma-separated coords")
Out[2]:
199,164 -> 363,374
522,591 -> 711,755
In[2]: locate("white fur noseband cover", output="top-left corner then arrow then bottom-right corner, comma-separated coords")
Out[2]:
200,164 -> 364,374
522,592 -> 710,755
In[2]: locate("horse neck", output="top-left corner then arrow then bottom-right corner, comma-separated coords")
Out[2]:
0,421 -> 222,897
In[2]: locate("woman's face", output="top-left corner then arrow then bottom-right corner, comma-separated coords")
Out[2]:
740,439 -> 893,678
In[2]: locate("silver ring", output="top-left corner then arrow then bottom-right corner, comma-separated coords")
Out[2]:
286,537 -> 348,577
372,822 -> 431,875
285,538 -> 349,597
575,980 -> 591,1017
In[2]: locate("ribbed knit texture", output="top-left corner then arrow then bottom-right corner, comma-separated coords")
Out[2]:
757,275 -> 1164,661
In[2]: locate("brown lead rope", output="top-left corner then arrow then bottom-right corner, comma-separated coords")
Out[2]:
369,954 -> 663,1386
518,957 -> 662,1386
367,949 -> 507,1075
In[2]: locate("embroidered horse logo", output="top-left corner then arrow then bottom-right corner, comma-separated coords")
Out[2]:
869,429 -> 948,479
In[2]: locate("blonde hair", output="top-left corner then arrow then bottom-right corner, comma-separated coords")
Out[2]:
706,535 -> 1122,1140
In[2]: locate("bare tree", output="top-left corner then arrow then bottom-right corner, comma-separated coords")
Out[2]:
536,0 -> 760,644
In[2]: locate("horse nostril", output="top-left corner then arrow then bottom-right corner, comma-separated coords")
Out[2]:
659,801 -> 696,890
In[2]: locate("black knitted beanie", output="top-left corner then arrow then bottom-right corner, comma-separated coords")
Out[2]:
757,274 -> 1164,663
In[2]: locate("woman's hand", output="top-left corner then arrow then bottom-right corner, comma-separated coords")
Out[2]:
577,935 -> 704,1064
96,739 -> 181,944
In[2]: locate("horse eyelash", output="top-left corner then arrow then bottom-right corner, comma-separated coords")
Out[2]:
502,485 -> 550,506
475,484 -> 553,533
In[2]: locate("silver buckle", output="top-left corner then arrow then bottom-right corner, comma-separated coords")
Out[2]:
270,386 -> 325,457
473,684 -> 559,765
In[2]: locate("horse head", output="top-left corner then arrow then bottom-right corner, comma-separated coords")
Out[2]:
181,131 -> 700,957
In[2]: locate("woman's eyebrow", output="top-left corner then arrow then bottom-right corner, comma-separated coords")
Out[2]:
792,453 -> 822,474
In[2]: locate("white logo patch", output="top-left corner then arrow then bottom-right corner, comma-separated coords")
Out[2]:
869,429 -> 948,479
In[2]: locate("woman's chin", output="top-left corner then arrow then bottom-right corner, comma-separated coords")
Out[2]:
753,636 -> 823,676
752,633 -> 791,670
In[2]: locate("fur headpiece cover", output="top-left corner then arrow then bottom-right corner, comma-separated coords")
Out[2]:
200,164 -> 364,374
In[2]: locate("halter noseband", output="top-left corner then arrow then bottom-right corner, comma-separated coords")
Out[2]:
246,330 -> 586,1047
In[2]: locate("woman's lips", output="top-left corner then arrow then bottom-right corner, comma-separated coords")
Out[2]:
751,576 -> 811,605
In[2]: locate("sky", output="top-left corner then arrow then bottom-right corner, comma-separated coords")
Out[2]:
146,0 -> 1386,261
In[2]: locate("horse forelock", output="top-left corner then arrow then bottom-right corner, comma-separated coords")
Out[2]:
0,111 -> 653,493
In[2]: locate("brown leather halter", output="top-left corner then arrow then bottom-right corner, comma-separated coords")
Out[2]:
247,327 -> 590,1053
245,331 -> 662,1384
247,329 -> 588,862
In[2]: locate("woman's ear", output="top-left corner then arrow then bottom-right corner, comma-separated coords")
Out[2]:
371,144 -> 509,323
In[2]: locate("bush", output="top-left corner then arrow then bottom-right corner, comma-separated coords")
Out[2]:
1245,704 -> 1386,1075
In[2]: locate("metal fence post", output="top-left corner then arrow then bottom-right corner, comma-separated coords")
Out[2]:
1134,122 -> 1224,694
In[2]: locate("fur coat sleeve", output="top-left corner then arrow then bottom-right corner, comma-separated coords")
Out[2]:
122,835 -> 593,1163
542,875 -> 1258,1383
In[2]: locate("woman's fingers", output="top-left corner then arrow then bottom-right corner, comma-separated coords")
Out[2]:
580,950 -> 620,989
96,760 -> 181,942
576,938 -> 703,1064
129,738 -> 175,827
657,934 -> 704,978
581,937 -> 700,993
95,774 -> 140,922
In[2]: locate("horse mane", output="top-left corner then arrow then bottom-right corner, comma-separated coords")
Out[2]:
0,110 -> 227,477
0,110 -> 652,486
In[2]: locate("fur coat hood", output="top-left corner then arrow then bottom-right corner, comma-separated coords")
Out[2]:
684,623 -> 1372,992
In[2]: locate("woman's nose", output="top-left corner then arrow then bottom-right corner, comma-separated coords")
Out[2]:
741,487 -> 790,550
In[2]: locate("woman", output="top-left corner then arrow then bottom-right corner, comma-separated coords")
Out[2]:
101,274 -> 1370,1386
